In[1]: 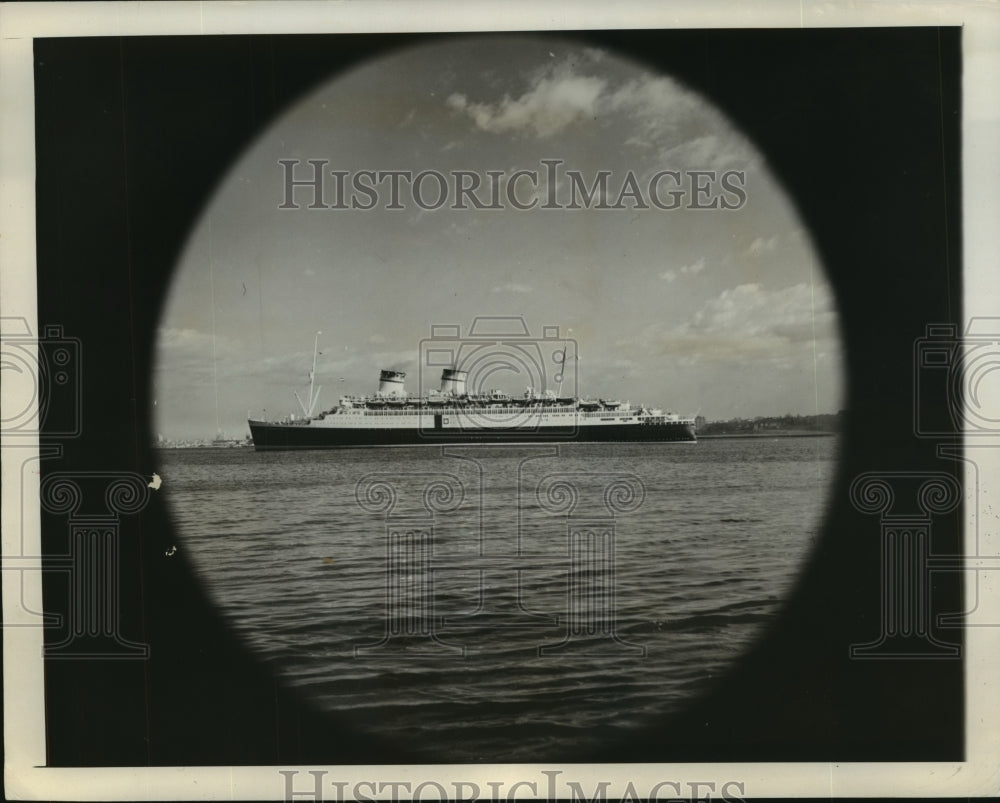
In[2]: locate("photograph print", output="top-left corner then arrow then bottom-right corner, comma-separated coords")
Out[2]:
4,6 -> 992,800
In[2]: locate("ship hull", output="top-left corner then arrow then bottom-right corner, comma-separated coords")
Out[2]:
248,420 -> 696,451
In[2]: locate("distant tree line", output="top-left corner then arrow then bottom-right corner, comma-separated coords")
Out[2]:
698,411 -> 844,435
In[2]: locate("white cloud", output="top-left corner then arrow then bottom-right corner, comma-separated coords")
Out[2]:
445,63 -> 690,140
369,349 -> 420,372
619,282 -> 840,366
155,327 -> 246,384
447,59 -> 753,173
746,235 -> 779,256
660,256 -> 707,283
608,75 -> 702,131
689,282 -> 837,345
447,68 -> 606,138
656,133 -> 752,171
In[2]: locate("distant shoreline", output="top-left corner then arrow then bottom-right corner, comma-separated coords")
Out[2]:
697,431 -> 837,439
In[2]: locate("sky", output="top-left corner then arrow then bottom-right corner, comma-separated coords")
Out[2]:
154,36 -> 843,441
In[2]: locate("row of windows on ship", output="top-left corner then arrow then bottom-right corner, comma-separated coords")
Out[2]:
338,396 -> 628,410
329,409 -> 642,421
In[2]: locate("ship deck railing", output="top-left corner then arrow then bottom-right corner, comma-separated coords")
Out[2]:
334,407 -> 670,419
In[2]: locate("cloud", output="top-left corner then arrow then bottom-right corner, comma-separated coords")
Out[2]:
608,75 -> 703,132
155,327 -> 249,387
224,346 -> 419,389
446,58 -> 753,173
447,68 -> 607,138
159,327 -> 212,350
619,282 -> 840,366
157,327 -> 241,361
369,349 -> 420,373
655,134 -> 752,171
660,257 -> 707,283
689,282 -> 835,342
491,282 -> 534,294
746,235 -> 779,256
445,61 -> 698,141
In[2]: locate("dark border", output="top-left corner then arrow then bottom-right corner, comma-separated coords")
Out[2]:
34,28 -> 963,765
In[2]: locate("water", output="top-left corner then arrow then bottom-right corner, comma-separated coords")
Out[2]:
157,437 -> 837,761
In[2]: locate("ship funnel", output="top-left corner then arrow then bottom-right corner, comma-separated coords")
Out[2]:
378,369 -> 407,397
439,368 -> 467,396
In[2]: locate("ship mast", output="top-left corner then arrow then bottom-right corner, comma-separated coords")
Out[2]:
294,330 -> 323,418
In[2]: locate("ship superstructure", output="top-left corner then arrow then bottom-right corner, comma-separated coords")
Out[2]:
248,367 -> 696,450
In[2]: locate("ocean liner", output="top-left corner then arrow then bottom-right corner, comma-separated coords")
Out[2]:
248,366 -> 696,451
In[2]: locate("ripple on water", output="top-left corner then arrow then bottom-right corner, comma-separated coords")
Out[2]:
158,437 -> 837,760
